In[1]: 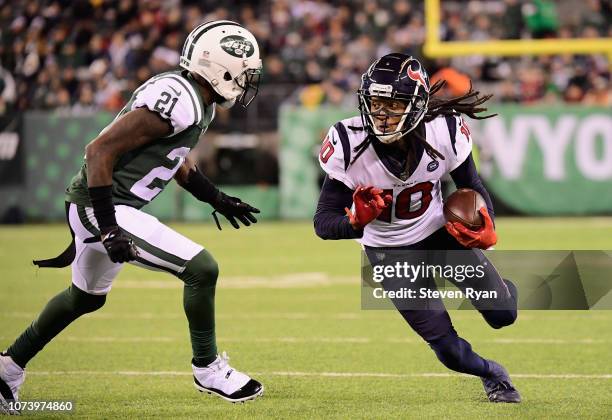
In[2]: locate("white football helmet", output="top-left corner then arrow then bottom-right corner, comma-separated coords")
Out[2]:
180,20 -> 262,108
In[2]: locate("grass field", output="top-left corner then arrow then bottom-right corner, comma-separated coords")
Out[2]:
1,218 -> 611,418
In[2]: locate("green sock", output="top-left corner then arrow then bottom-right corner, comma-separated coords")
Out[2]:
7,285 -> 106,368
178,250 -> 219,367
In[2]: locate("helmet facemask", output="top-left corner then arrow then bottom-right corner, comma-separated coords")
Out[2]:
235,67 -> 262,107
210,64 -> 262,109
358,88 -> 428,144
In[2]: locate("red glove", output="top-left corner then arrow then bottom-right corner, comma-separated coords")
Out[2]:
445,207 -> 497,249
345,186 -> 391,230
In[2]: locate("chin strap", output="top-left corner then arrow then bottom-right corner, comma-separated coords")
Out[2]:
217,98 -> 236,109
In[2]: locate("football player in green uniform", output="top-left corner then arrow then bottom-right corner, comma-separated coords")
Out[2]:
0,21 -> 265,411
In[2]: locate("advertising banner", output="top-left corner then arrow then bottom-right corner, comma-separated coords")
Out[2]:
472,106 -> 612,215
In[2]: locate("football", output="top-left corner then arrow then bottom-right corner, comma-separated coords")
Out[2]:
443,188 -> 487,230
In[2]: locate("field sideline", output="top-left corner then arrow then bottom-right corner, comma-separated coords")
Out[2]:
1,218 -> 611,418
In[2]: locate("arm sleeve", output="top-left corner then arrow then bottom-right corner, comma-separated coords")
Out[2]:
131,76 -> 201,136
179,166 -> 219,204
450,153 -> 495,221
314,175 -> 363,240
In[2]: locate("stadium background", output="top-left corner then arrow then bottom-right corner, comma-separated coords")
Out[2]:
0,0 -> 611,418
0,0 -> 610,221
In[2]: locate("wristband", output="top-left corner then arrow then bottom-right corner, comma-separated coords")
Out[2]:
88,185 -> 117,232
182,166 -> 220,204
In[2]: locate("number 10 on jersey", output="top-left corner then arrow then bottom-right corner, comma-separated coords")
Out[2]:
377,182 -> 433,222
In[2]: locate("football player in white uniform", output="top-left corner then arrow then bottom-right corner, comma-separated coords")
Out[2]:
0,21 -> 265,413
314,53 -> 521,403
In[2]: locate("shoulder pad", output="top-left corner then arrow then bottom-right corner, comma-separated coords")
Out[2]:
443,114 -> 473,171
318,122 -> 355,189
132,74 -> 203,135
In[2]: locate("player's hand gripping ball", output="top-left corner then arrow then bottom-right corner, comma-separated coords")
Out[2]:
444,188 -> 497,249
345,186 -> 392,230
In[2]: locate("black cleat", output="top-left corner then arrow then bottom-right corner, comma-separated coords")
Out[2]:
194,376 -> 264,403
0,375 -> 16,415
481,360 -> 522,403
0,352 -> 24,415
192,352 -> 264,403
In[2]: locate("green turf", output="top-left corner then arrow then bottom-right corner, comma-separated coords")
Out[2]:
1,218 -> 611,418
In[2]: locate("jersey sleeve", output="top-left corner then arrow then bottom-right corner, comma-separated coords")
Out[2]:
445,115 -> 473,172
131,76 -> 202,136
318,125 -> 355,189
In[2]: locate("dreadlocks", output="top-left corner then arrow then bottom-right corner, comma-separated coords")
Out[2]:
349,80 -> 496,166
425,80 -> 496,122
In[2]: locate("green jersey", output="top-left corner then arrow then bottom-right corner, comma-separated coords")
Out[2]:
66,70 -> 214,209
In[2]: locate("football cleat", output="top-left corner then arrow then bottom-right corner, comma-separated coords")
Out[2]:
192,352 -> 263,403
0,352 -> 25,415
481,360 -> 521,403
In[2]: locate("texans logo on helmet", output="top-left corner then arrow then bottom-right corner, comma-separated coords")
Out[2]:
407,64 -> 429,92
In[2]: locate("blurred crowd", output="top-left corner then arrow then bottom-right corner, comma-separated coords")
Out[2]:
0,0 -> 610,117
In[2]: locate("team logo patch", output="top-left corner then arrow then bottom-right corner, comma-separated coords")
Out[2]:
427,160 -> 439,172
407,62 -> 429,92
220,35 -> 254,58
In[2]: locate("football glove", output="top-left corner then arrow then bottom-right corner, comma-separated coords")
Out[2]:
101,226 -> 139,263
345,186 -> 391,230
211,191 -> 260,230
445,207 -> 497,249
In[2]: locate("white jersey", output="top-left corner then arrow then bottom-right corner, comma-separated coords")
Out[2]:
318,115 -> 472,247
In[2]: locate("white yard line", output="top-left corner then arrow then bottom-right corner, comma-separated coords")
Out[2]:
490,338 -> 609,344
0,312 -> 364,320
25,370 -> 612,379
0,336 -> 609,344
111,273 -> 357,289
3,311 -> 610,321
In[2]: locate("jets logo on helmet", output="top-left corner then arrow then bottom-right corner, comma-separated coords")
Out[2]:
220,36 -> 254,58
180,20 -> 262,108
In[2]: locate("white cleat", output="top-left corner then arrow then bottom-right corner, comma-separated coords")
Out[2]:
192,352 -> 264,403
0,352 -> 25,415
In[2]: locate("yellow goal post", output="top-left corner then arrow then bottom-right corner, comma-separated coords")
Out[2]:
423,0 -> 612,63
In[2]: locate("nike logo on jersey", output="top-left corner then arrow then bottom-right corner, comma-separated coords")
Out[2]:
331,135 -> 338,145
168,85 -> 182,96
